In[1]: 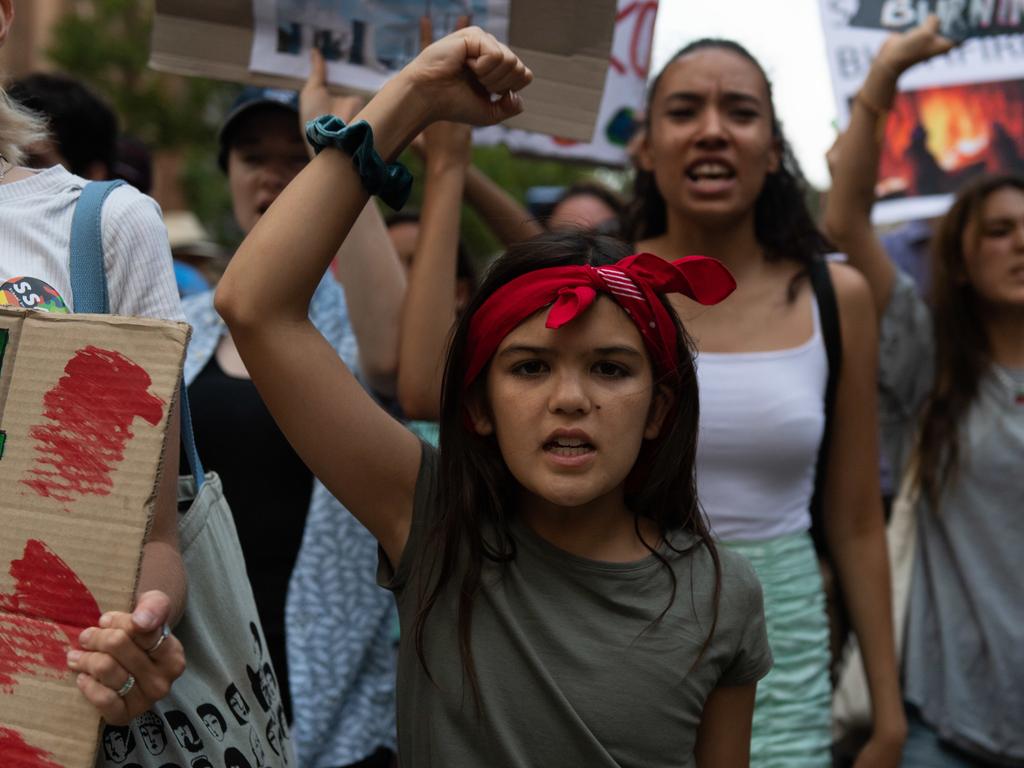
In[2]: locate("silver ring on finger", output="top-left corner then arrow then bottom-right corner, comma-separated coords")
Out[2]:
116,674 -> 136,698
144,623 -> 171,656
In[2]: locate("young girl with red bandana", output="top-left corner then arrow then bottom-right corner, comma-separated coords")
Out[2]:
217,27 -> 771,767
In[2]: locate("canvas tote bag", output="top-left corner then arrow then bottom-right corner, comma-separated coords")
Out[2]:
832,453 -> 920,739
70,181 -> 296,768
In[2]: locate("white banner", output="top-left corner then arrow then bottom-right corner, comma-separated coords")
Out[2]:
250,0 -> 510,92
820,0 -> 1024,222
475,0 -> 658,167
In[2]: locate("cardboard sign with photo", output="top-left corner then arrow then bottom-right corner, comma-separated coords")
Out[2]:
872,77 -> 1024,199
820,0 -> 1024,222
150,0 -> 615,142
0,308 -> 188,768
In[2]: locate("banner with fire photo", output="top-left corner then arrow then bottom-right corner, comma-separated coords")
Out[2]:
820,0 -> 1024,223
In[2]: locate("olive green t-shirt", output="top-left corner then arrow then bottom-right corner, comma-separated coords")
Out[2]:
378,445 -> 772,767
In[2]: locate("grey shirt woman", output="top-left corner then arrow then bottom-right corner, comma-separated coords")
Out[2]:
881,269 -> 1024,765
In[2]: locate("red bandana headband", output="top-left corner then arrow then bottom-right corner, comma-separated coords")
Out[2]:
464,252 -> 736,388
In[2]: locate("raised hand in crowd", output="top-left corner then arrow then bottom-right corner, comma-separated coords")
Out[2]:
300,47 -> 407,395
396,17 -> 474,421
397,115 -> 472,420
823,15 -> 955,317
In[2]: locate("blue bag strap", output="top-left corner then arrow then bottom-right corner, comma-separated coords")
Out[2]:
69,180 -> 123,314
177,382 -> 205,489
69,180 -> 205,489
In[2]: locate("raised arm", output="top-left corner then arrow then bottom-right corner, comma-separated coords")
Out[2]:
397,118 -> 472,420
215,28 -> 532,565
300,50 -> 407,395
822,16 -> 953,319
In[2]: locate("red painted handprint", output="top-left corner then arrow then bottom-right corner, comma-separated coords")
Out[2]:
21,346 -> 165,503
0,539 -> 101,691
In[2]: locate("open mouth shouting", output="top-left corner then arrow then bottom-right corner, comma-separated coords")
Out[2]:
543,430 -> 597,467
685,159 -> 737,195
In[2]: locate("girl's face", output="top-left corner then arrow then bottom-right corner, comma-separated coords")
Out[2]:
471,297 -> 672,512
227,109 -> 309,236
638,48 -> 779,227
962,186 -> 1024,309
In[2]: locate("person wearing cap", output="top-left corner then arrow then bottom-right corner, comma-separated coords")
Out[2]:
180,54 -> 405,767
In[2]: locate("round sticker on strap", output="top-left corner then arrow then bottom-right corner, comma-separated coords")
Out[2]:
0,277 -> 70,313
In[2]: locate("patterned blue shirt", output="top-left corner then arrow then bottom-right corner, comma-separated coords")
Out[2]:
183,276 -> 397,767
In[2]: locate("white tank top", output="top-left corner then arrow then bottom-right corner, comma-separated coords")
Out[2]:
695,298 -> 828,541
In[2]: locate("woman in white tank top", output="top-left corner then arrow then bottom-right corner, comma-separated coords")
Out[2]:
630,39 -> 905,768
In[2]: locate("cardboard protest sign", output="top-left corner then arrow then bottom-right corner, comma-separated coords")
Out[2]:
475,0 -> 657,167
0,308 -> 188,768
820,0 -> 1024,222
150,0 -> 616,141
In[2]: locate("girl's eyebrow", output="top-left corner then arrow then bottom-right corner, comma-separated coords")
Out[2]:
595,345 -> 645,359
496,344 -> 645,359
665,91 -> 761,106
496,345 -> 549,358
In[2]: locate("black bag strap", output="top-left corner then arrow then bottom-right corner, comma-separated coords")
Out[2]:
808,257 -> 842,555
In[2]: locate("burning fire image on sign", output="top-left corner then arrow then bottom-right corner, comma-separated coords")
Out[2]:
875,77 -> 1024,198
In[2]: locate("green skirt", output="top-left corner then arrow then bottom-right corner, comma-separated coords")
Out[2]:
724,532 -> 832,768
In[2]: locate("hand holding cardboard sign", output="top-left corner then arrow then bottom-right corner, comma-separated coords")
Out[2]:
68,590 -> 185,725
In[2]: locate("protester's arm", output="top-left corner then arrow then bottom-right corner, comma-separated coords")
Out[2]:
410,138 -> 543,246
136,399 -> 186,624
822,16 -> 953,319
333,201 -> 407,394
398,119 -> 472,420
300,50 -> 407,394
823,264 -> 906,767
216,28 -> 531,566
463,164 -> 544,245
693,684 -> 756,767
69,395 -> 187,725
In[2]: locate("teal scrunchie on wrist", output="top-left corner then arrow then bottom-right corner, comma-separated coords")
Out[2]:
305,115 -> 413,211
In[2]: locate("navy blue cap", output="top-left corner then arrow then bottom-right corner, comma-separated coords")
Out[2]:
217,87 -> 300,171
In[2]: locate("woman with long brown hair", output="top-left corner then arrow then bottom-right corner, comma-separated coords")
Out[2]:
825,17 -> 1024,767
630,33 -> 904,768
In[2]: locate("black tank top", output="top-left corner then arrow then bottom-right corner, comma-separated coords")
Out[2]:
183,353 -> 313,721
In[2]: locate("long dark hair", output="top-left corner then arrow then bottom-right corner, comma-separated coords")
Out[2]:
411,231 -> 721,702
629,39 -> 830,274
915,173 -> 1024,507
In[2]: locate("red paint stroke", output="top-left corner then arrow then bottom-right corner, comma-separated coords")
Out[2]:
0,539 -> 100,692
21,346 -> 165,503
610,0 -> 657,79
0,726 -> 63,768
